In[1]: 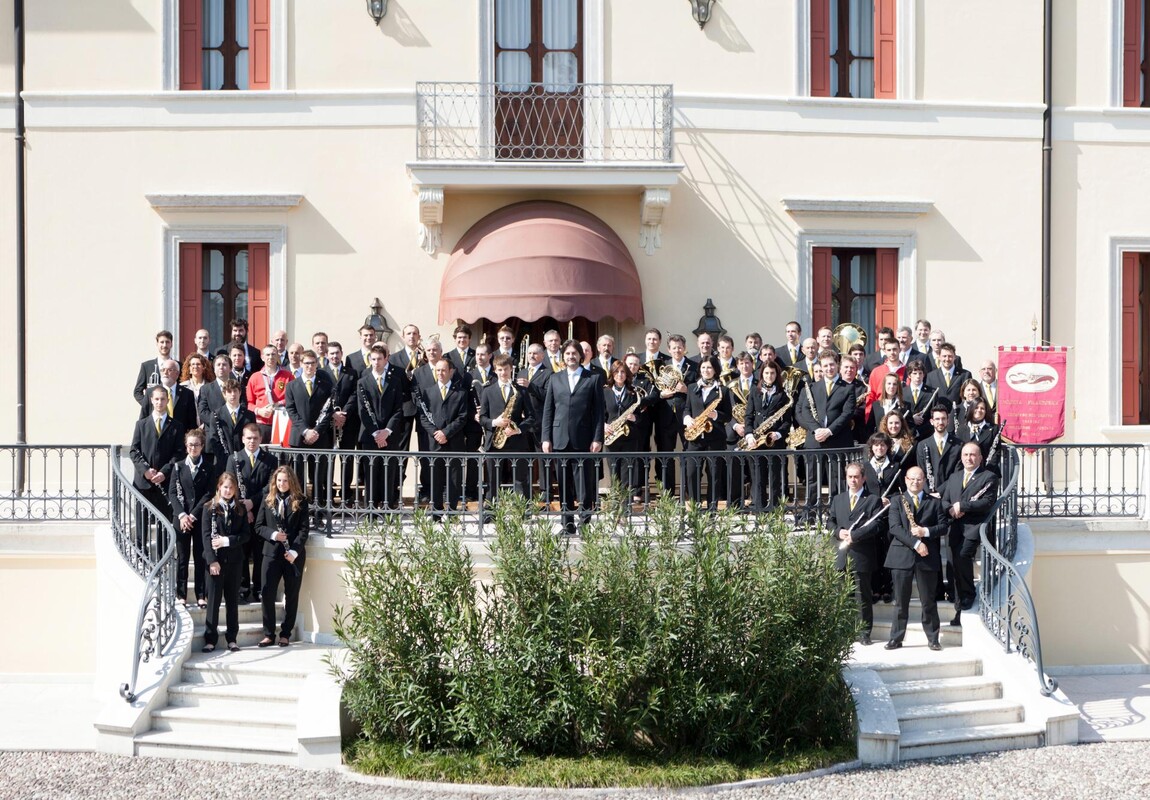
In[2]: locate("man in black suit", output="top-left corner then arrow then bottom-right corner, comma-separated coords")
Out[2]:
863,327 -> 896,374
139,360 -> 198,434
133,330 -> 174,404
231,423 -> 278,601
198,353 -> 243,428
516,343 -> 550,446
130,385 -> 187,547
344,324 -> 378,379
792,337 -> 821,384
168,429 -> 213,605
794,349 -> 856,522
925,329 -> 965,374
408,338 -> 443,503
543,329 -> 566,374
652,334 -> 697,495
489,353 -> 538,502
493,324 -> 518,365
775,321 -> 803,369
884,466 -> 946,651
419,358 -> 470,520
830,463 -> 885,645
925,341 -> 971,408
592,334 -> 618,382
229,318 -> 263,373
206,380 -> 256,478
542,340 -> 606,535
389,323 -> 423,458
447,323 -> 477,375
915,404 -> 963,496
942,443 -> 999,624
357,344 -> 405,509
285,350 -> 335,515
325,342 -> 360,507
462,344 -> 493,501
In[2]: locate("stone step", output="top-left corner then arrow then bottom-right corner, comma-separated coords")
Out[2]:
151,704 -> 297,736
186,602 -> 268,624
193,621 -> 284,649
134,729 -> 297,766
870,658 -> 983,684
898,722 -> 1044,761
886,675 -> 1003,708
868,621 -> 963,647
181,658 -> 313,688
166,682 -> 299,711
897,698 -> 1025,734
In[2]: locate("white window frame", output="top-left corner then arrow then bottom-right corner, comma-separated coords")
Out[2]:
162,0 -> 288,91
1107,237 -> 1150,433
795,230 -> 918,335
162,225 -> 287,340
794,0 -> 916,100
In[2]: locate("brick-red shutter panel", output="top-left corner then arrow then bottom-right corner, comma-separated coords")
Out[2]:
248,243 -> 271,350
249,0 -> 272,90
1122,252 -> 1141,424
178,0 -> 203,91
812,247 -> 833,332
178,243 -> 204,358
875,248 -> 899,331
874,0 -> 897,99
1124,0 -> 1143,107
810,0 -> 831,97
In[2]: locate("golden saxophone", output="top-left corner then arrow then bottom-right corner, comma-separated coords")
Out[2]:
737,394 -> 794,451
684,385 -> 723,442
491,387 -> 520,450
604,388 -> 646,446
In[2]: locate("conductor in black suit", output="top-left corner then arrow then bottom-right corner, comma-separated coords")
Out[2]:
419,358 -> 470,520
542,340 -> 606,535
942,443 -> 999,625
830,462 -> 885,645
884,467 -> 947,651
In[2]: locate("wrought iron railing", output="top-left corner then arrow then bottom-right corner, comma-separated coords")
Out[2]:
0,445 -> 112,520
979,446 -> 1058,696
109,445 -> 179,704
1013,443 -> 1145,518
415,82 -> 674,162
269,445 -> 863,537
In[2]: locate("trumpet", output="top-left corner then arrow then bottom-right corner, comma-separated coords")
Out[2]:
684,386 -> 723,442
518,333 -> 530,372
405,343 -> 426,377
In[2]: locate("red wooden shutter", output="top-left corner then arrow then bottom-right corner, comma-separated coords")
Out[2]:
812,247 -> 833,332
1125,0 -> 1143,107
874,0 -> 897,99
178,0 -> 203,91
810,0 -> 831,97
178,243 -> 204,357
1122,252 -> 1141,424
249,0 -> 272,90
248,243 -> 271,349
875,248 -> 899,330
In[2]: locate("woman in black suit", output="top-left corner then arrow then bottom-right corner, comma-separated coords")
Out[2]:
743,361 -> 792,512
256,466 -> 309,647
862,432 -> 900,603
201,471 -> 251,653
604,361 -> 646,502
683,356 -> 731,509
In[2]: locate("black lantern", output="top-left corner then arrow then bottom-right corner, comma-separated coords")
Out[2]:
692,298 -> 726,337
689,0 -> 716,29
365,298 -> 393,340
366,0 -> 387,25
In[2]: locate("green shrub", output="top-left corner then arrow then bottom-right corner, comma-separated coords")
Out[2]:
332,491 -> 858,761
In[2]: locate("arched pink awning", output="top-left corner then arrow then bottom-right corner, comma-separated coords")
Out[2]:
439,201 -> 644,324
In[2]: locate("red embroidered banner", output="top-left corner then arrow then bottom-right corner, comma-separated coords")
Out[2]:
996,346 -> 1068,444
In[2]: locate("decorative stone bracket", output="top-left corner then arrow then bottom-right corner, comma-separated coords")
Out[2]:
417,187 -> 445,256
639,187 -> 671,256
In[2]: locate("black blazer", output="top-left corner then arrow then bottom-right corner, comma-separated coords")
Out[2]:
863,457 -> 903,499
206,404 -> 257,465
684,382 -> 731,450
603,384 -> 643,448
541,367 -> 606,451
285,371 -> 335,448
480,381 -> 535,452
745,386 -> 792,448
344,349 -> 374,379
658,359 -> 698,420
916,433 -> 964,494
139,384 -> 198,433
419,378 -> 471,449
925,368 -> 972,408
255,496 -> 310,560
325,363 -> 360,441
829,490 -> 883,572
357,368 -> 405,449
516,363 -> 552,442
775,343 -> 802,368
885,493 -> 948,571
201,500 -> 250,567
229,447 -> 279,511
446,347 -> 476,375
794,379 -> 855,449
168,460 -> 213,526
941,468 -> 1000,543
901,383 -> 939,440
129,416 -> 186,492
134,358 -> 165,404
197,380 -> 246,427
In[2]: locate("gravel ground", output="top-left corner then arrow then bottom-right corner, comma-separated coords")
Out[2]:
1,743 -> 1147,800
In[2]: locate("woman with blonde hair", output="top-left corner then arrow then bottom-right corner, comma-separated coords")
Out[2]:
180,353 -> 214,426
255,466 -> 309,647
201,471 -> 250,653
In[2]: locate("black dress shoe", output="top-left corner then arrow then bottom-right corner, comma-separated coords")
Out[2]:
929,641 -> 943,651
961,599 -> 975,611
884,641 -> 902,650
860,633 -> 872,646
949,616 -> 962,627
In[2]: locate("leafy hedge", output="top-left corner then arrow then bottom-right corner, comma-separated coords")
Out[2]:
333,493 -> 858,761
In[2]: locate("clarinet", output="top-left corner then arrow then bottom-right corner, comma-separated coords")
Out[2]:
232,453 -> 249,503
900,495 -> 918,529
314,393 -> 335,431
215,413 -> 231,455
173,462 -> 188,514
273,496 -> 302,578
413,389 -> 437,433
923,447 -> 936,492
986,424 -> 1003,467
841,500 -> 891,550
358,383 -> 380,431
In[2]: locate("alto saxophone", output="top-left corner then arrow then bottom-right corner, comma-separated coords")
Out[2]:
603,388 -> 646,446
491,388 -> 520,449
684,386 -> 723,442
737,394 -> 794,451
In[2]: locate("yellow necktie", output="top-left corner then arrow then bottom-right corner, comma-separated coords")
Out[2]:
154,418 -> 162,435
334,367 -> 340,380
440,385 -> 447,400
376,377 -> 383,393
826,380 -> 833,396
988,386 -> 995,405
306,379 -> 313,397
230,411 -> 236,425
944,372 -> 951,387
913,388 -> 919,404
937,439 -> 944,454
849,495 -> 856,511
249,452 -> 255,468
502,385 -> 509,402
167,394 -> 174,417
912,495 -> 919,510
963,473 -> 970,488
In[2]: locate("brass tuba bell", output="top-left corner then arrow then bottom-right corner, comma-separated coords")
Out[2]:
832,323 -> 867,354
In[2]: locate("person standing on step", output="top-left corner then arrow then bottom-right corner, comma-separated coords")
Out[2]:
256,466 -> 309,648
168,429 -> 213,609
942,442 -> 999,628
884,466 -> 946,652
232,423 -> 277,602
830,462 -> 884,646
201,471 -> 251,653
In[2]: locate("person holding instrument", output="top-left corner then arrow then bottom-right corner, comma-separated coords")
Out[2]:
201,472 -> 250,653
256,466 -> 309,648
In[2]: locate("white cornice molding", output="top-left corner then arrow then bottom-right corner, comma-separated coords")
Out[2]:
147,193 -> 304,212
782,198 -> 933,217
1054,106 -> 1150,143
407,162 -> 683,190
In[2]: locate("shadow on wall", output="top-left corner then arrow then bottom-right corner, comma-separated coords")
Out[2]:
291,200 -> 356,256
703,1 -> 753,53
382,1 -> 431,48
29,1 -> 153,32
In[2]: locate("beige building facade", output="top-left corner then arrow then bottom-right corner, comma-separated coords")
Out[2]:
0,0 -> 1143,446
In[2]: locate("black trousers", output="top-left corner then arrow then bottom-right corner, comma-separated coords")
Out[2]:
555,451 -> 597,533
849,568 -> 874,633
175,526 -> 206,601
653,404 -> 683,493
427,451 -> 462,515
889,565 -> 941,645
204,553 -> 243,646
750,451 -> 785,511
606,441 -> 645,497
684,447 -> 726,508
952,535 -> 979,611
485,449 -> 533,501
262,552 -> 305,639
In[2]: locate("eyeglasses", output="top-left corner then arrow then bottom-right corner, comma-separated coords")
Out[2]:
186,442 -> 204,448
302,360 -> 318,366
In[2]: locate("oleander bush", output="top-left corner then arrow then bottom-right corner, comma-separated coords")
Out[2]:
333,490 -> 858,767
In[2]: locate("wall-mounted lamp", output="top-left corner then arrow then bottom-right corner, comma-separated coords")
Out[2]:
365,298 -> 393,340
692,298 -> 726,337
689,0 -> 716,29
366,0 -> 388,25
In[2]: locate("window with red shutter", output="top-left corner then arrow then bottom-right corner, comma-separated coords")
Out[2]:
178,0 -> 271,91
811,246 -> 898,337
1121,251 -> 1148,424
178,243 -> 270,354
810,0 -> 895,99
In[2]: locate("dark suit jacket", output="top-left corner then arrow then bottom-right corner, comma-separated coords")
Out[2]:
344,350 -> 373,379
168,460 -> 213,525
134,357 -> 165,404
829,490 -> 883,572
285,371 -> 335,448
230,447 -> 279,510
775,343 -> 803,369
885,492 -> 948,571
206,404 -> 257,465
481,381 -> 535,452
357,368 -> 405,449
659,359 -> 699,420
916,433 -> 963,493
794,379 -> 855,449
139,384 -> 198,433
255,497 -> 310,560
446,347 -> 476,375
244,342 -> 265,374
197,380 -> 245,427
925,367 -> 972,407
542,367 -> 606,451
129,416 -> 186,492
419,378 -> 470,449
201,500 -> 250,567
863,457 -> 902,499
902,383 -> 939,440
517,363 -> 552,442
941,468 -> 1000,542
684,382 -> 731,450
745,387 -> 792,447
325,363 -> 360,443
